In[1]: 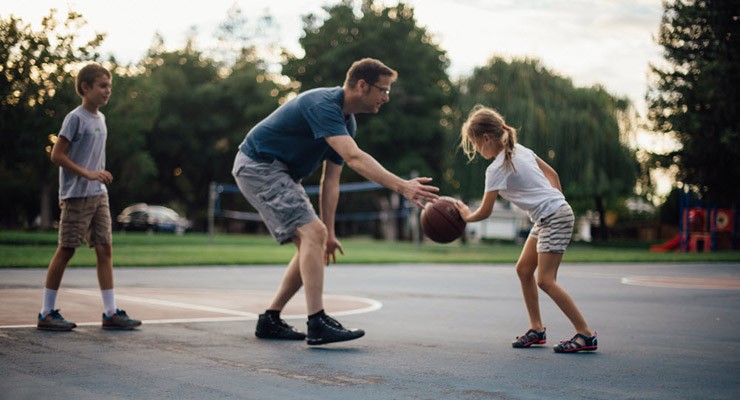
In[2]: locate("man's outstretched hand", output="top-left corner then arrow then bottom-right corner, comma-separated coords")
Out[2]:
400,177 -> 439,208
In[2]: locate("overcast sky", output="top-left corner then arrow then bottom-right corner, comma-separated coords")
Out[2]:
2,0 -> 665,115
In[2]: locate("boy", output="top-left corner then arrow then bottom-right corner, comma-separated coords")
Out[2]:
37,63 -> 141,331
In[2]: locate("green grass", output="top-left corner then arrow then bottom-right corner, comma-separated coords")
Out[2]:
1,230 -> 739,268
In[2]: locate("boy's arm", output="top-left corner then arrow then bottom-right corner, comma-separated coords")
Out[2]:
455,190 -> 497,223
325,135 -> 438,207
50,136 -> 113,184
535,156 -> 562,192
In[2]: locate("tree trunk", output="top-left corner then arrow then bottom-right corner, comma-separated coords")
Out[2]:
377,193 -> 398,241
594,195 -> 608,241
40,182 -> 53,230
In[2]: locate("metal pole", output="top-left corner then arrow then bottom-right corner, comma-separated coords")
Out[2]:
409,170 -> 421,249
208,181 -> 216,245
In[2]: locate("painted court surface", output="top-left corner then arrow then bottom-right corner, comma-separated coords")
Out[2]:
1,262 -> 739,400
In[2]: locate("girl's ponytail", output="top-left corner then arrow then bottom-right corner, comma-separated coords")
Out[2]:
502,125 -> 517,172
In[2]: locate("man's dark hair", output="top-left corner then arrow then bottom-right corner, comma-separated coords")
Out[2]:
344,58 -> 397,88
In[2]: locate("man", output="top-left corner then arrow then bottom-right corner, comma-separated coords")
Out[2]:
232,58 -> 438,345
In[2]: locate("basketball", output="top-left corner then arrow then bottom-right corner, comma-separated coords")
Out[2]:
421,196 -> 467,243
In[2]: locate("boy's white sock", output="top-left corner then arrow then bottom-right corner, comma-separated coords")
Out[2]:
41,288 -> 58,317
101,289 -> 116,317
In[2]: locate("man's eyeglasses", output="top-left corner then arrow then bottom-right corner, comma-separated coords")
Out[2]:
369,83 -> 391,96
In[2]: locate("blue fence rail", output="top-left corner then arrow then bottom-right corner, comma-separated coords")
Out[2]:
207,181 -> 418,241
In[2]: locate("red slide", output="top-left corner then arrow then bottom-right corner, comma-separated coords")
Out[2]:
650,235 -> 680,252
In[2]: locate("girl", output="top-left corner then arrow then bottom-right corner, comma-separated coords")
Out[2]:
454,105 -> 596,353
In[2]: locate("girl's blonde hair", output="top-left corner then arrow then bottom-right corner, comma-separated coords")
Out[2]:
460,105 -> 518,171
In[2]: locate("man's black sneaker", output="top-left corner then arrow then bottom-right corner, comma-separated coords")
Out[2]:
306,314 -> 364,345
255,312 -> 306,340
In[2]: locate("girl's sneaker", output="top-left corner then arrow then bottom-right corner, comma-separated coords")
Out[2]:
553,332 -> 598,353
512,328 -> 546,348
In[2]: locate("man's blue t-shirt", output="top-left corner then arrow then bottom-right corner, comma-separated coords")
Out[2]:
239,87 -> 357,181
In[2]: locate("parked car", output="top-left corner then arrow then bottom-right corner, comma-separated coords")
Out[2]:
116,203 -> 190,234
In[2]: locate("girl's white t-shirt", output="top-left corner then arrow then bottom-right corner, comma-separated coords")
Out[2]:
484,143 -> 566,223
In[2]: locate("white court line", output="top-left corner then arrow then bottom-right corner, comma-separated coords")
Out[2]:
319,294 -> 383,317
0,289 -> 383,329
621,276 -> 740,290
66,289 -> 258,317
621,277 -> 675,289
1,317 -> 252,329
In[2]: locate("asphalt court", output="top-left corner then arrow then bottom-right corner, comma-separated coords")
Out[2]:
1,262 -> 739,400
1,275 -> 737,328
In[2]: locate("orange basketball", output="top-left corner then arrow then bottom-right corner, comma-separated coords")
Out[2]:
421,196 -> 466,243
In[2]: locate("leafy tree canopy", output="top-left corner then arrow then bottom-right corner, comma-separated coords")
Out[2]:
448,58 -> 638,209
0,10 -> 104,227
647,0 -> 740,205
282,0 -> 455,184
447,57 -> 639,226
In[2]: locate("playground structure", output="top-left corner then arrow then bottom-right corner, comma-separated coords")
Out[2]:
651,188 -> 737,252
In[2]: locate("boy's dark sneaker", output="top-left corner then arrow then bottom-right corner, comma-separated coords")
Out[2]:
37,309 -> 76,331
102,309 -> 142,330
306,314 -> 364,345
255,313 -> 306,340
553,332 -> 598,353
512,328 -> 547,348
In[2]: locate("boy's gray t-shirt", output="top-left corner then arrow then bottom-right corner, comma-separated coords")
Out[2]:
57,106 -> 108,200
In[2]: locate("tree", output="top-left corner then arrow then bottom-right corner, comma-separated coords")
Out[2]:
647,0 -> 740,205
0,7 -> 299,231
282,0 -> 454,183
110,41 -> 281,228
211,4 -> 281,72
0,10 -> 104,228
448,58 -> 639,239
103,66 -> 164,216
